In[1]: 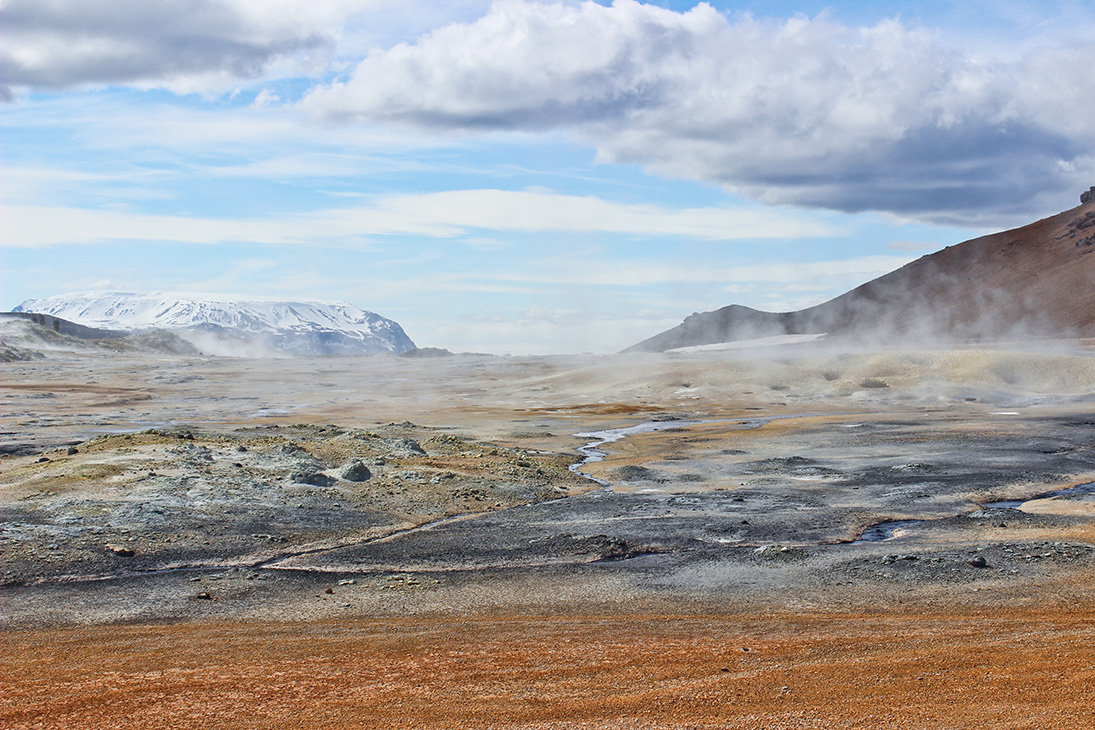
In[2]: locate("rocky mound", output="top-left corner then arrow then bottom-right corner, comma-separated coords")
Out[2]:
628,191 -> 1095,352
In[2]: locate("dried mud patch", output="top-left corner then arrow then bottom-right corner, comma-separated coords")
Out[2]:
4,609 -> 1094,730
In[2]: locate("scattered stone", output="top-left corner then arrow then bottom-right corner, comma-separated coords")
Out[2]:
968,556 -> 989,568
754,544 -> 806,559
36,456 -> 50,463
106,544 -> 135,557
324,587 -> 335,594
195,592 -> 213,600
67,447 -> 79,455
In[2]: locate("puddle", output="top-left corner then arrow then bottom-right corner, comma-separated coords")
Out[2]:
852,519 -> 922,543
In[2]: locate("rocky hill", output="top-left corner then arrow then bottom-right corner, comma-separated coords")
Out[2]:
0,314 -> 202,361
628,190 -> 1095,352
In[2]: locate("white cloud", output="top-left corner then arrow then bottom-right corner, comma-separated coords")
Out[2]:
0,203 -> 456,247
302,0 -> 1095,227
0,189 -> 834,247
487,255 -> 915,287
378,189 -> 834,239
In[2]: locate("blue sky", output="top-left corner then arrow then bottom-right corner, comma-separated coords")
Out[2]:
2,1 -> 1092,354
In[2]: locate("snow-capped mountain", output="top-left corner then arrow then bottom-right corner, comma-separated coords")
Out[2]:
13,292 -> 416,357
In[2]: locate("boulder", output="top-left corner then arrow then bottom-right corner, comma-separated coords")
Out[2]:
340,460 -> 372,482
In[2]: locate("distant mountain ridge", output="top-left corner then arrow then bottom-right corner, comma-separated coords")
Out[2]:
0,311 -> 128,340
628,192 -> 1095,352
12,292 -> 416,357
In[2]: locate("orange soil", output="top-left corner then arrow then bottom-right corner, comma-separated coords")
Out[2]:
5,609 -> 1094,729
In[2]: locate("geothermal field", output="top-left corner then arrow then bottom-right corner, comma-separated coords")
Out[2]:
3,343 -> 1095,728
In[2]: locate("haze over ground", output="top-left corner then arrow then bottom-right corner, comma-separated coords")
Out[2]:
2,0 -> 1093,354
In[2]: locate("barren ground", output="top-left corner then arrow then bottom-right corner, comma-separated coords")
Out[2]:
3,345 -> 1095,728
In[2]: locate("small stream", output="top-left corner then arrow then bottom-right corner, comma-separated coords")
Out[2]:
568,417 -> 771,488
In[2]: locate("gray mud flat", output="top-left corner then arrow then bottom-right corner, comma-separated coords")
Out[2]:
3,348 -> 1095,625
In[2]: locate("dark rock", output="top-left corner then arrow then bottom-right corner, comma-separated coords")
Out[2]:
107,544 -> 135,557
968,555 -> 989,568
1082,186 -> 1094,205
291,470 -> 334,487
195,592 -> 213,600
67,447 -> 79,455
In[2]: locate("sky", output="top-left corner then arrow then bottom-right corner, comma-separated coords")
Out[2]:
2,0 -> 1093,355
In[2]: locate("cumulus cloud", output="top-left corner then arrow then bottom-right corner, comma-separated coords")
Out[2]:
0,0 -> 365,94
302,0 -> 1095,226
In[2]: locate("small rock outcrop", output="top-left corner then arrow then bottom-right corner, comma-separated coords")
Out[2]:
339,460 -> 372,482
1082,187 -> 1094,205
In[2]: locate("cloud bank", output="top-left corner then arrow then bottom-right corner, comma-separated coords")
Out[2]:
303,0 -> 1094,226
0,0 -> 361,94
4,1 -> 1091,228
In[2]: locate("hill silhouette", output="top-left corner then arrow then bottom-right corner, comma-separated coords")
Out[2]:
627,189 -> 1095,352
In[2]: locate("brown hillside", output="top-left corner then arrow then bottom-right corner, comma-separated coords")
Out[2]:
628,191 -> 1095,351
